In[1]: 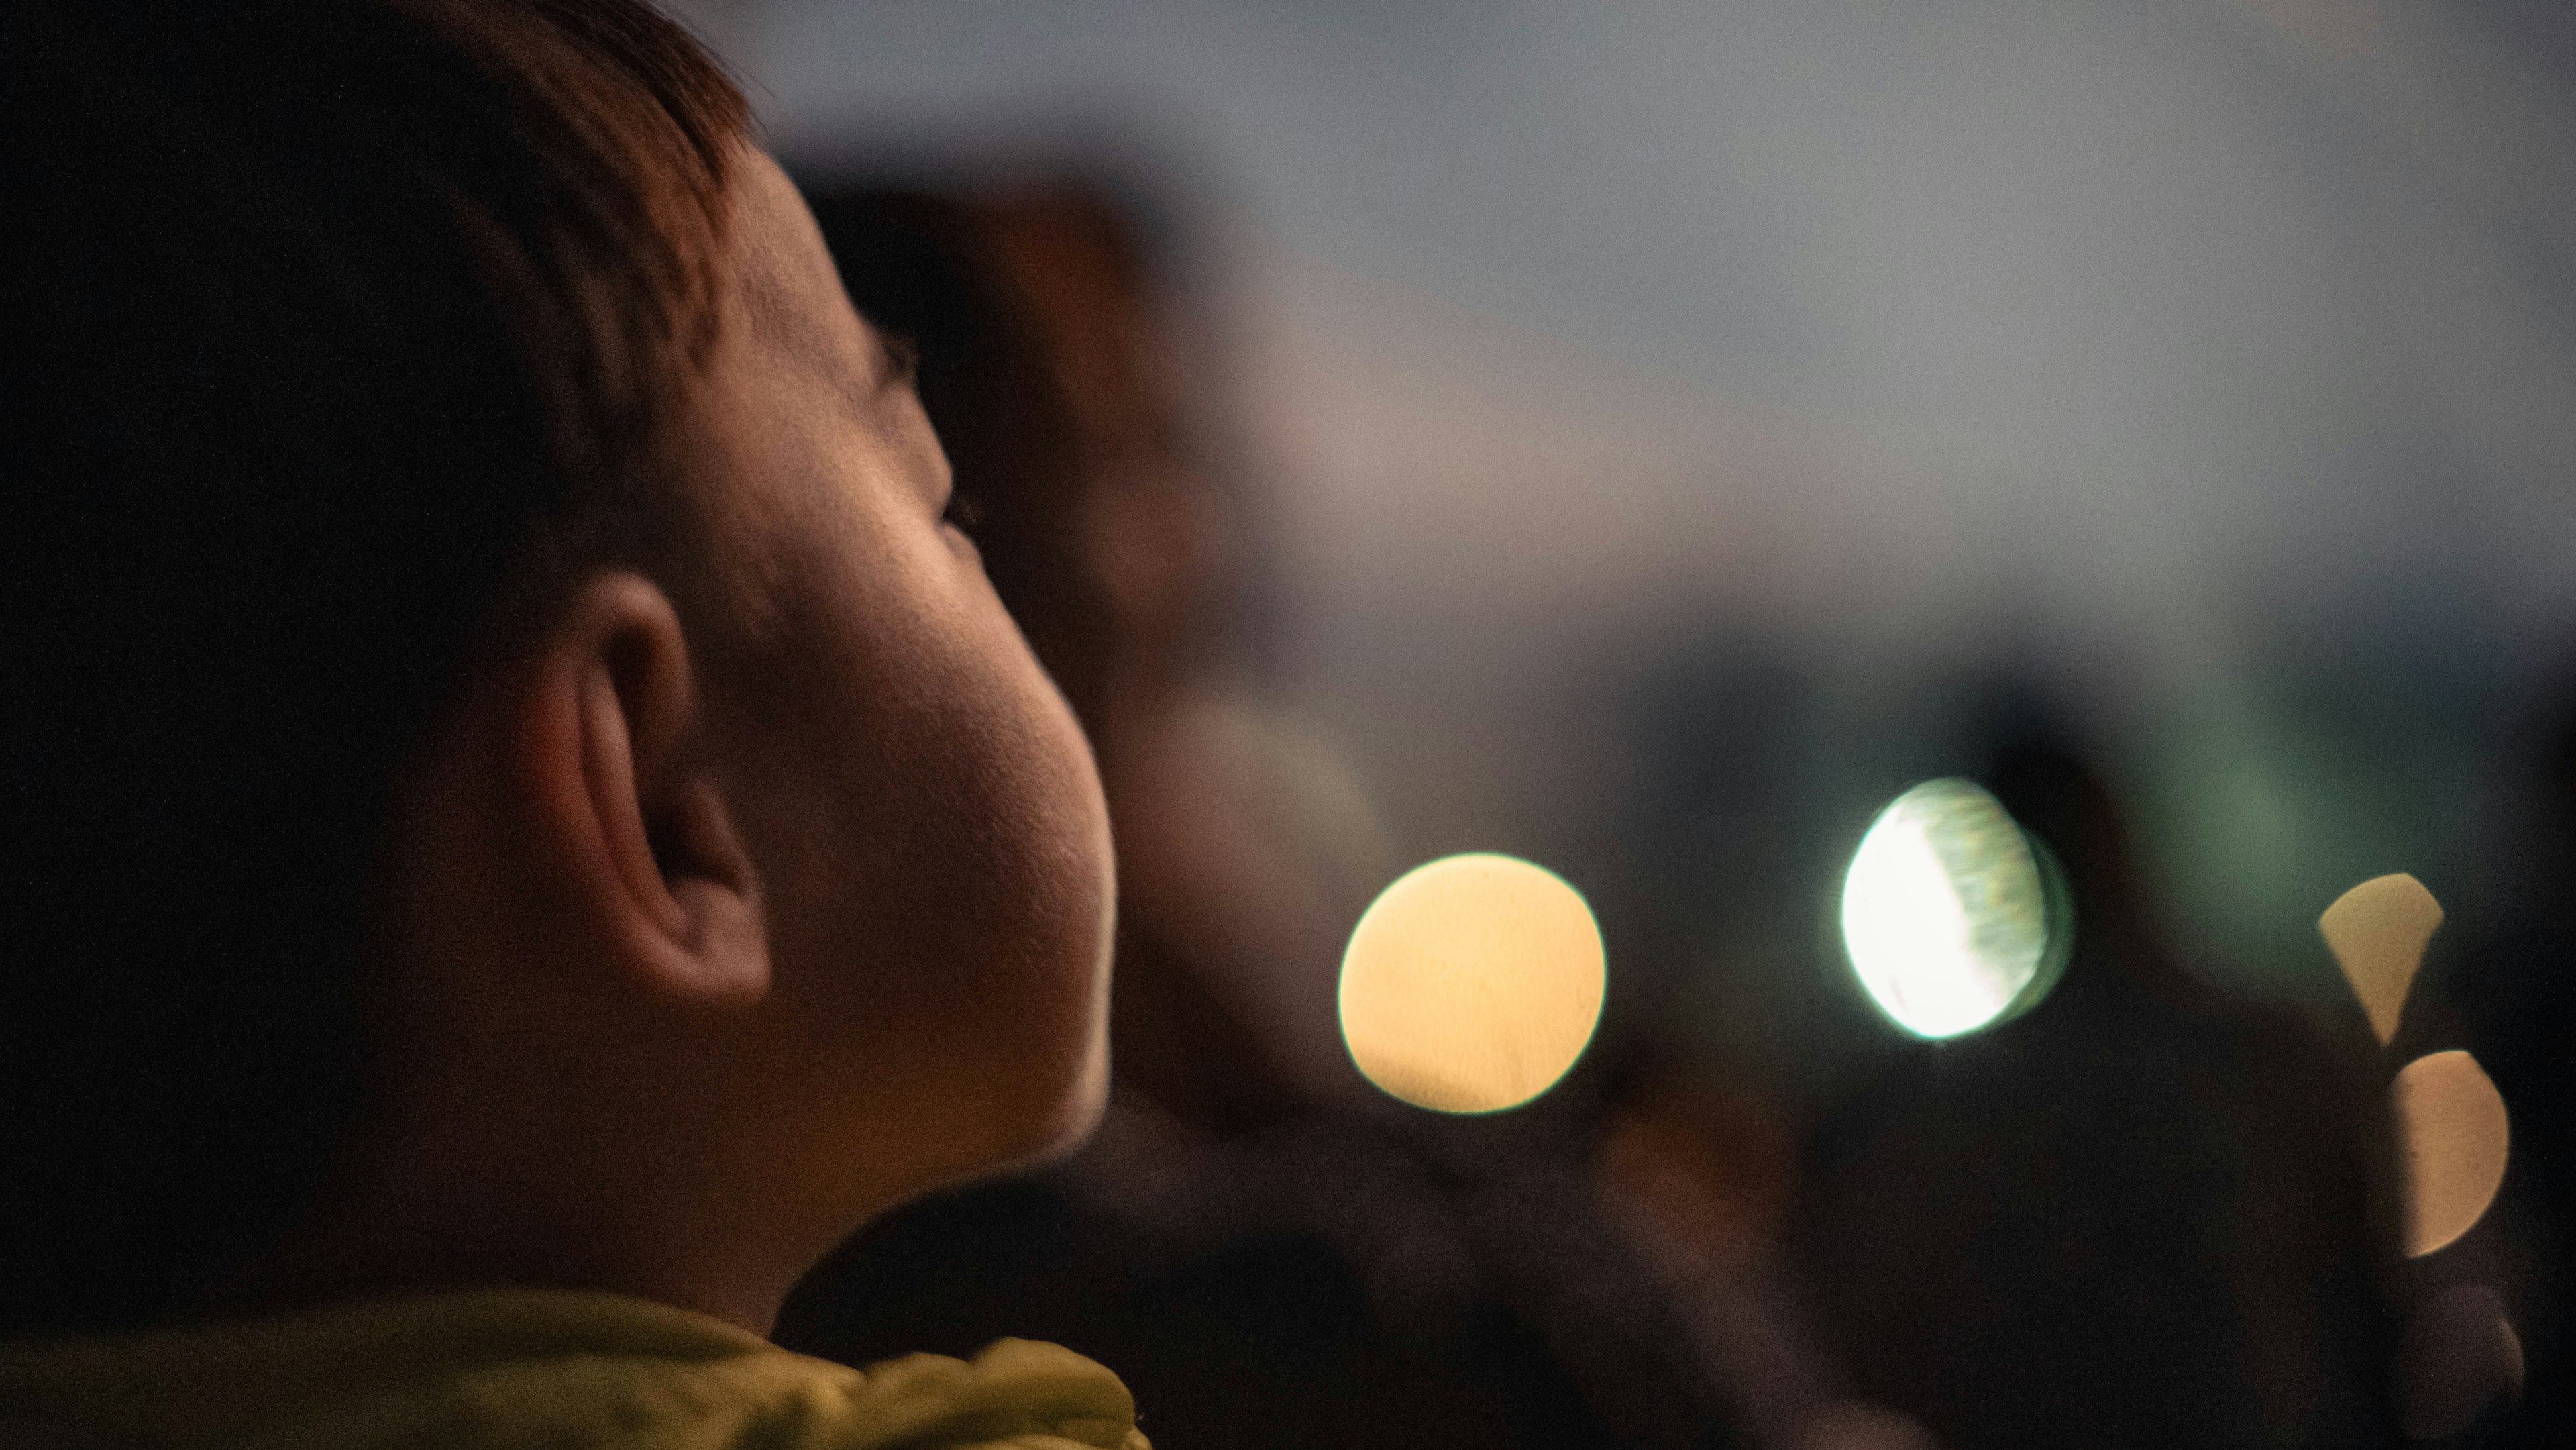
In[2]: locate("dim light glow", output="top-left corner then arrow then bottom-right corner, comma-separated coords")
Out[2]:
2319,873 -> 2442,1046
1840,778 -> 2063,1039
1338,853 -> 1605,1114
2393,1049 -> 2510,1258
2396,1284 -> 2524,1440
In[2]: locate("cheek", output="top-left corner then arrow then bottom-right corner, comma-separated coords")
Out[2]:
771,575 -> 1114,1143
908,664 -> 1112,994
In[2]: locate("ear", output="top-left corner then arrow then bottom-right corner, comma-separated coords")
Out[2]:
517,572 -> 769,1004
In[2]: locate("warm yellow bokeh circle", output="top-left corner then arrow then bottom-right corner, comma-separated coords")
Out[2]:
1338,852 -> 1607,1114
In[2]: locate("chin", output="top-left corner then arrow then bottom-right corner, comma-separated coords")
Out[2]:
914,889 -> 1114,1194
979,966 -> 1114,1180
902,1055 -> 1104,1210
1032,1019 -> 1113,1161
1004,742 -> 1116,1168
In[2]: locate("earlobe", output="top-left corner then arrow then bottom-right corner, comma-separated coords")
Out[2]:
528,572 -> 770,1005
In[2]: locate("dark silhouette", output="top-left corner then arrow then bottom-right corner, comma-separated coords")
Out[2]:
1794,719 -> 2402,1450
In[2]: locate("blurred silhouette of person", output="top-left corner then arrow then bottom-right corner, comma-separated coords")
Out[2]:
778,174 -> 1739,1450
2440,674 -> 2576,1445
1792,707 -> 2402,1450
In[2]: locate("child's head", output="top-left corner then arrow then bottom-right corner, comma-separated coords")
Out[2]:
0,0 -> 1112,1335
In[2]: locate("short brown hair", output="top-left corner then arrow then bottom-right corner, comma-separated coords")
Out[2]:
0,0 -> 746,1334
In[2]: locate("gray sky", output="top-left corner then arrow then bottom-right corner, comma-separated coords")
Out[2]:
676,0 -> 2576,1019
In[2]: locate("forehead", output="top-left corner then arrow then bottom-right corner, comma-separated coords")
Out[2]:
724,149 -> 890,393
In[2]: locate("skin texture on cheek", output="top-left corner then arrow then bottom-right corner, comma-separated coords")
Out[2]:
753,546 -> 1114,1182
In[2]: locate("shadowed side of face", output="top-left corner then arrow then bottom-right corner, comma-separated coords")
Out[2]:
681,152 -> 1116,1190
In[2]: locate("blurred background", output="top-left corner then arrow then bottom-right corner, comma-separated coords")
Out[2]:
672,2 -> 2575,1446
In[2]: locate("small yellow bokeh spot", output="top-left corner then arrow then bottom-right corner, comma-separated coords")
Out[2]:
2320,873 -> 2442,1046
1338,853 -> 1606,1115
2393,1049 -> 2511,1258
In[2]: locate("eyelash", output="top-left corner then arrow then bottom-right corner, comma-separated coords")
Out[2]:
869,331 -> 969,531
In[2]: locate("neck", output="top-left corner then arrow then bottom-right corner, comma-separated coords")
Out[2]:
208,1109 -> 817,1337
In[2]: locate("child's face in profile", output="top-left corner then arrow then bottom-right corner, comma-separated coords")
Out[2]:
678,151 -> 1115,1190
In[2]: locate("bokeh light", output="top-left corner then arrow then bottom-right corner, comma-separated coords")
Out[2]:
2396,1284 -> 2524,1439
1338,853 -> 1605,1114
2318,873 -> 2442,1046
1839,778 -> 2067,1039
2392,1049 -> 2510,1258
